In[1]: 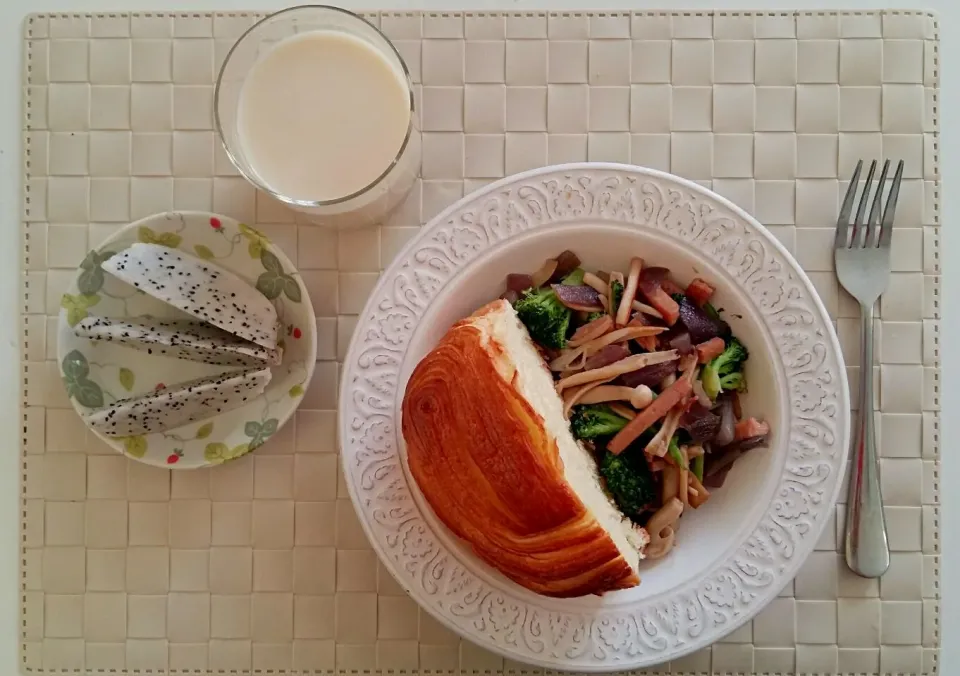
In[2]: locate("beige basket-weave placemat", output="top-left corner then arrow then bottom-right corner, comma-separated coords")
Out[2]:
20,9 -> 940,676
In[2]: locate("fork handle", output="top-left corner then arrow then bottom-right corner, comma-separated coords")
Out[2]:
844,301 -> 890,578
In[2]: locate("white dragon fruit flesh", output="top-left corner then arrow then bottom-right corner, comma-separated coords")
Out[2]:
85,367 -> 272,436
75,316 -> 282,367
102,243 -> 279,350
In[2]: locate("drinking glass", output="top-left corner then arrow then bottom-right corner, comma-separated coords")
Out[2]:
215,5 -> 421,227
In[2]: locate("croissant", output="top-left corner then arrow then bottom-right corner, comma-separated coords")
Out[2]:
401,299 -> 648,597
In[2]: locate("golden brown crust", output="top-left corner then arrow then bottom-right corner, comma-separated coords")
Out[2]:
401,300 -> 640,597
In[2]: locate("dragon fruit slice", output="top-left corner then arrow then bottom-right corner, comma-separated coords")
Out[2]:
75,316 -> 282,367
85,367 -> 272,436
102,243 -> 279,349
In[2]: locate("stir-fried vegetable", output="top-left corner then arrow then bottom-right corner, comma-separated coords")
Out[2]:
570,404 -> 629,440
514,287 -> 571,349
677,295 -> 729,343
696,337 -> 726,364
609,279 -> 624,317
686,277 -> 715,306
608,377 -> 693,455
600,449 -> 656,516
561,268 -> 585,286
701,337 -> 749,400
500,252 -> 772,541
692,454 -> 705,482
703,302 -> 722,321
552,284 -> 603,311
667,435 -> 686,468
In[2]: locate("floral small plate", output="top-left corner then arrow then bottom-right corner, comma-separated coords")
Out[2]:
56,211 -> 317,469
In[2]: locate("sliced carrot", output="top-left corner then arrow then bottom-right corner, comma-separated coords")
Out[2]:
608,378 -> 693,455
696,337 -> 726,364
686,277 -> 715,306
734,417 -> 770,441
640,286 -> 680,326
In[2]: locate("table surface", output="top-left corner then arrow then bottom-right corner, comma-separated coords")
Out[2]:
2,0 -> 955,674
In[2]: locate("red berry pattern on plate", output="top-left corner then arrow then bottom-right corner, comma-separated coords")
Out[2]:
210,217 -> 222,230
293,327 -> 302,339
166,448 -> 184,464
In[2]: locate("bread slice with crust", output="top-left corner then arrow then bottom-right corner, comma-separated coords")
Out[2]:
402,299 -> 648,597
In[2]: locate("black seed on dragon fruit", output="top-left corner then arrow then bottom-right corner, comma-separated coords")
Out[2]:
84,367 -> 273,436
75,316 -> 282,367
101,243 -> 281,350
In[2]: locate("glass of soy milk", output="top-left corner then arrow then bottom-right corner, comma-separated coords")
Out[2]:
215,5 -> 420,227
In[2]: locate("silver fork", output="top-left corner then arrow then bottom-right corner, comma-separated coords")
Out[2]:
835,158 -> 904,578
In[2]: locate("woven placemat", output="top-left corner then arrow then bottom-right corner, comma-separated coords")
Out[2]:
20,9 -> 939,676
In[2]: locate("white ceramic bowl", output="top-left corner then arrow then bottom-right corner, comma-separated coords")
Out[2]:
340,163 -> 849,670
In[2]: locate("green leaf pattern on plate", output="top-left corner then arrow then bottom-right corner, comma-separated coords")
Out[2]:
255,273 -> 286,300
196,422 -> 214,439
283,276 -> 302,302
77,250 -> 115,295
256,249 -> 301,302
61,350 -> 104,408
61,293 -> 100,327
70,380 -> 104,408
239,223 -> 270,260
123,436 -> 148,458
194,244 -> 215,260
260,249 -> 282,273
245,418 -> 279,450
139,226 -> 182,248
62,350 -> 89,380
119,367 -> 135,391
204,442 -> 251,464
239,223 -> 270,251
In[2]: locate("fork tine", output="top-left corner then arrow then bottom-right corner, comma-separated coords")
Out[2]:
865,160 -> 891,248
835,160 -> 863,249
852,160 -> 878,248
879,160 -> 905,248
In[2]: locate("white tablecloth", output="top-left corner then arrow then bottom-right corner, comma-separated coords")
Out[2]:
2,0 -> 956,674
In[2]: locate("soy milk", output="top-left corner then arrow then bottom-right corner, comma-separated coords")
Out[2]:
236,31 -> 411,202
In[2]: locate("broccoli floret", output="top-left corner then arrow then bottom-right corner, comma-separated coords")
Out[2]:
600,450 -> 657,515
719,371 -> 746,393
570,404 -> 629,441
610,280 -> 624,313
703,301 -> 722,321
671,292 -> 686,304
586,311 -> 606,323
514,287 -> 571,349
701,337 -> 749,400
561,268 -> 585,286
718,337 -> 749,371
